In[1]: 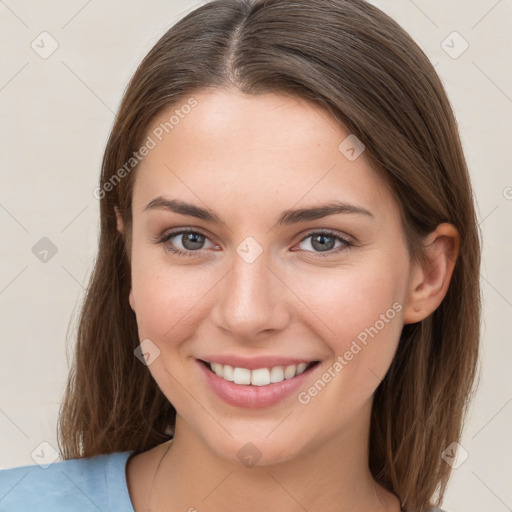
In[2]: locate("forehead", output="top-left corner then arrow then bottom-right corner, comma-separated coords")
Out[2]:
131,88 -> 398,225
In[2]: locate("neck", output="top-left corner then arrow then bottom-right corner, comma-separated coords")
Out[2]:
146,399 -> 400,512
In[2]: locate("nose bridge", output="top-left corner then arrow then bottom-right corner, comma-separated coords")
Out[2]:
212,239 -> 288,336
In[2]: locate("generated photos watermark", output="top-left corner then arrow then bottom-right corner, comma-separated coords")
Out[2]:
93,97 -> 198,200
297,301 -> 403,405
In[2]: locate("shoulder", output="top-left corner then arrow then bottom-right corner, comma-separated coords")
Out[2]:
0,451 -> 136,511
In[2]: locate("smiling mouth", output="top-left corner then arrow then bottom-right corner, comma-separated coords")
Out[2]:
198,359 -> 320,386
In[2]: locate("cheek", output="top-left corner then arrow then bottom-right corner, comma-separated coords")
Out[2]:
290,257 -> 406,376
291,271 -> 405,420
296,261 -> 403,330
129,248 -> 217,344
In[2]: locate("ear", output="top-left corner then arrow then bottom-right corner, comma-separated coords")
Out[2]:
128,288 -> 136,312
403,223 -> 460,324
114,206 -> 136,312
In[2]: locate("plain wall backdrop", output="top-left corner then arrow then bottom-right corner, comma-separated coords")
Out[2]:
1,1 -> 511,511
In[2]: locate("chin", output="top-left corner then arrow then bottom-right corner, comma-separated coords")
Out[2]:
206,432 -> 304,468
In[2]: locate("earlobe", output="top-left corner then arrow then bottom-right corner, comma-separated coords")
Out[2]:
403,223 -> 460,324
115,206 -> 124,234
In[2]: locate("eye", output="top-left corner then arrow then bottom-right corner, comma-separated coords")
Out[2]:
294,230 -> 353,257
155,228 -> 354,258
157,228 -> 217,257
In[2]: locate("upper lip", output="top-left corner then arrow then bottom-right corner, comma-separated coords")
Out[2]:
198,355 -> 319,370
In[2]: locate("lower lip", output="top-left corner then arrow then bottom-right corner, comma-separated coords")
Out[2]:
196,359 -> 320,409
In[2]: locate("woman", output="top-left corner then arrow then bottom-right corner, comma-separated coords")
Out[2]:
0,0 -> 481,511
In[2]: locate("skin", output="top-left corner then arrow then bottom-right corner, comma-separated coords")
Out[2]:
117,88 -> 459,512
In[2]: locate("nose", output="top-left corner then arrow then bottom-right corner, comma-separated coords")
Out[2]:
211,247 -> 291,339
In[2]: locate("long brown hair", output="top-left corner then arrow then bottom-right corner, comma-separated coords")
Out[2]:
57,1 -> 482,510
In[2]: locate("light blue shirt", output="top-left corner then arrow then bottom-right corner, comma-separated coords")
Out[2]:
0,451 -> 136,511
0,451 -> 448,511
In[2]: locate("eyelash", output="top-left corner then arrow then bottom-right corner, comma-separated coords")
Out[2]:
156,228 -> 354,258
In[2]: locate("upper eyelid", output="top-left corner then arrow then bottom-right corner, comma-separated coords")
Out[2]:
161,227 -> 216,244
299,229 -> 351,241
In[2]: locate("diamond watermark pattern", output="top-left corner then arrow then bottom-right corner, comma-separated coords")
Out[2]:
441,441 -> 469,469
338,134 -> 365,161
236,236 -> 263,264
237,442 -> 262,468
441,31 -> 469,59
32,237 -> 58,263
31,441 -> 59,469
31,31 -> 59,59
134,338 -> 161,366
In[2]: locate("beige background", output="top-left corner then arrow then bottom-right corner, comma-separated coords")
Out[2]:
1,1 -> 511,511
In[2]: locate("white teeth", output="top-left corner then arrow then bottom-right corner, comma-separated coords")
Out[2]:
233,367 -> 251,385
222,364 -> 234,381
208,361 -> 313,386
296,362 -> 307,375
211,362 -> 224,377
269,366 -> 284,383
251,368 -> 270,386
284,365 -> 296,379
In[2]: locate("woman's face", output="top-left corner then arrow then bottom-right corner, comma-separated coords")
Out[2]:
123,88 -> 417,464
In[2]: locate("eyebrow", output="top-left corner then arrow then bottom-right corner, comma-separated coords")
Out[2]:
143,196 -> 374,227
